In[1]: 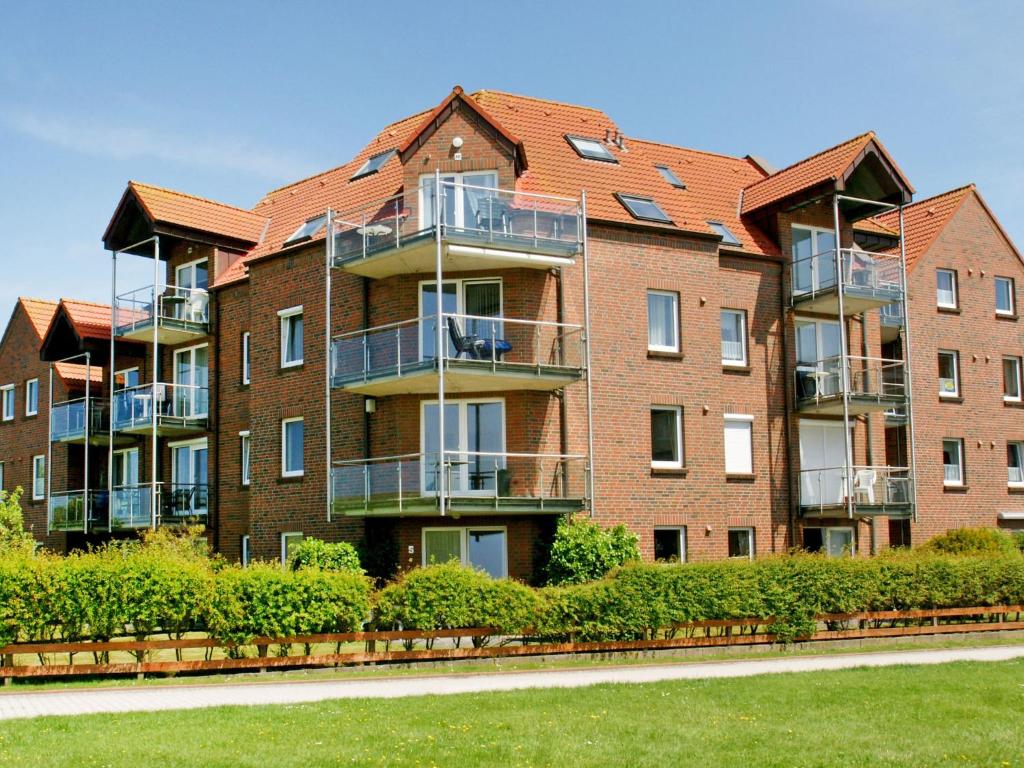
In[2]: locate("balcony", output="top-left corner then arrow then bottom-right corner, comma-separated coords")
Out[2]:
799,465 -> 914,518
331,451 -> 588,517
332,313 -> 585,396
114,284 -> 210,344
50,397 -> 108,444
161,483 -> 210,525
330,183 -> 581,280
880,302 -> 904,343
795,356 -> 907,415
112,383 -> 208,436
791,249 -> 904,315
48,490 -> 109,532
108,485 -> 154,530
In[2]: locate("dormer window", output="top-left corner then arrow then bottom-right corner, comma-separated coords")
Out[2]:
565,135 -> 617,163
351,150 -> 395,181
283,215 -> 327,246
655,165 -> 686,189
708,221 -> 742,247
615,193 -> 672,224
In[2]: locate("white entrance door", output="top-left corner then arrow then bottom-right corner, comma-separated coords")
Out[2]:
799,421 -> 848,506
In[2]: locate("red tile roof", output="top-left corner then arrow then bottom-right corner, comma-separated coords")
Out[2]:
18,298 -> 58,342
55,362 -> 103,387
120,181 -> 268,246
59,299 -> 113,341
875,186 -> 974,270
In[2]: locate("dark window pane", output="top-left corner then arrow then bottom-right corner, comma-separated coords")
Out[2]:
651,409 -> 679,463
654,529 -> 682,561
728,529 -> 752,558
802,528 -> 824,553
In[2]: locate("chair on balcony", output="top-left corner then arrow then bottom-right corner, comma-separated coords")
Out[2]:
852,469 -> 877,505
474,197 -> 510,235
187,290 -> 209,323
446,317 -> 512,361
168,486 -> 195,518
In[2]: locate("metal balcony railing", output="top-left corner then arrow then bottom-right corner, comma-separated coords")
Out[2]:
330,182 -> 582,267
114,284 -> 210,336
880,302 -> 904,326
50,397 -> 107,442
331,451 -> 587,513
112,383 -> 208,431
795,356 -> 907,405
791,249 -> 904,302
48,490 -> 109,531
163,483 -> 210,522
331,313 -> 585,386
799,465 -> 913,513
109,484 -> 153,529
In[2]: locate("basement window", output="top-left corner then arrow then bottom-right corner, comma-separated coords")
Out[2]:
655,165 -> 686,189
615,194 -> 672,224
283,215 -> 327,246
351,150 -> 395,181
708,221 -> 742,247
565,135 -> 617,163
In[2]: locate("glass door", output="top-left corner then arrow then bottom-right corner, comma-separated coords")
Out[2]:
422,400 -> 505,496
171,441 -> 208,517
421,172 -> 498,231
173,259 -> 209,321
420,282 -> 459,360
420,280 -> 502,361
111,448 -> 141,525
173,345 -> 209,418
796,319 -> 842,397
799,421 -> 848,506
792,226 -> 837,294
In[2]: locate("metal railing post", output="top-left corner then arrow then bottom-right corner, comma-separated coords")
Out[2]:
435,169 -> 446,516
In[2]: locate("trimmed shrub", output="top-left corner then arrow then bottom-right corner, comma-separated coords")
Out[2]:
922,527 -> 1020,557
0,487 -> 33,556
290,538 -> 364,574
546,516 -> 640,586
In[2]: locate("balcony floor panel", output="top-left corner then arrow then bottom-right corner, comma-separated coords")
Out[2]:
116,319 -> 209,345
792,287 -> 904,316
334,495 -> 585,518
114,418 -> 209,437
796,395 -> 906,416
800,502 -> 914,520
335,361 -> 583,396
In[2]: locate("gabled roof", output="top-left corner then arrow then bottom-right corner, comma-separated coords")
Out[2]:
54,363 -> 103,387
741,132 -> 914,215
56,299 -> 113,342
18,298 -> 59,342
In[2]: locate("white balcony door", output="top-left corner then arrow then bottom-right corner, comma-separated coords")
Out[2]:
111,448 -> 142,524
796,319 -> 842,396
792,225 -> 836,294
175,259 -> 209,292
173,344 -> 209,417
171,440 -> 208,516
419,279 -> 502,360
420,171 -> 498,231
800,421 -> 848,506
422,399 -> 505,495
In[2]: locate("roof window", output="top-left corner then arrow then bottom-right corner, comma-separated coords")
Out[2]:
351,150 -> 395,181
615,194 -> 672,224
283,214 -> 327,245
655,165 -> 686,189
565,134 -> 617,163
708,221 -> 742,246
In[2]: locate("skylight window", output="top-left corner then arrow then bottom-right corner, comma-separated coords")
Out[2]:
656,165 -> 686,189
565,135 -> 617,163
615,194 -> 672,224
351,150 -> 395,180
708,221 -> 742,246
284,214 -> 327,245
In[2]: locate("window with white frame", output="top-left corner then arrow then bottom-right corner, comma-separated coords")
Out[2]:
1004,357 -> 1022,402
647,290 -> 679,353
654,527 -> 686,562
114,367 -> 139,391
422,527 -> 508,578
724,415 -> 754,475
241,535 -> 251,567
936,269 -> 958,309
0,461 -> 5,491
721,309 -> 747,366
1008,442 -> 1024,486
280,532 -> 304,565
32,455 -> 45,500
728,527 -> 754,559
651,406 -> 683,469
996,276 -> 1016,316
419,278 -> 502,360
943,438 -> 964,486
242,332 -> 251,385
1,385 -> 13,421
938,350 -> 960,398
240,430 -> 251,486
279,307 -> 303,367
281,418 -> 304,477
24,379 -> 38,417
803,527 -> 855,557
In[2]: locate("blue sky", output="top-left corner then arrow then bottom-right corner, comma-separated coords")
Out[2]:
1,1 -> 1022,322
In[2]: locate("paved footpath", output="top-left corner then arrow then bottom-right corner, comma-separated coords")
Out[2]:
1,644 -> 1022,721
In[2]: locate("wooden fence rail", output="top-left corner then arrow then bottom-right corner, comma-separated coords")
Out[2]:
2,605 -> 1021,682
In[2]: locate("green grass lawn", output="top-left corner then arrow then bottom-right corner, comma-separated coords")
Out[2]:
2,659 -> 1023,767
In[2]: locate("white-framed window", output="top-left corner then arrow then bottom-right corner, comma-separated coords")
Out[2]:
936,269 -> 958,309
419,170 -> 499,230
279,306 -> 304,368
242,332 -> 251,385
32,455 -> 45,500
241,535 -> 251,567
803,527 -> 855,557
281,531 -> 304,566
647,290 -> 679,353
1,385 -> 14,421
240,430 -> 251,486
724,414 -> 754,475
791,225 -> 837,294
421,399 -> 505,494
173,343 -> 209,418
654,526 -> 687,562
938,350 -> 960,398
281,418 -> 304,478
728,527 -> 754,559
996,276 -> 1016,316
1008,442 -> 1024,487
422,526 -> 508,578
650,406 -> 683,469
24,379 -> 38,417
1004,357 -> 1022,402
721,309 -> 747,366
419,278 -> 503,360
114,367 -> 140,391
943,438 -> 964,486
0,461 -> 5,490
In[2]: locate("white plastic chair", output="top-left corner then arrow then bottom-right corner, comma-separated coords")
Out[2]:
852,469 -> 876,504
188,290 -> 209,323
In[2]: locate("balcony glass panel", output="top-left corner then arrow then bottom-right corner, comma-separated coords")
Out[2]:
114,284 -> 210,337
50,398 -> 106,441
112,383 -> 209,431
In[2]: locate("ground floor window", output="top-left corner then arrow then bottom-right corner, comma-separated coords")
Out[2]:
653,527 -> 686,562
888,518 -> 911,548
422,527 -> 507,578
802,527 -> 855,557
241,535 -> 251,566
32,455 -> 45,500
281,531 -> 304,566
727,527 -> 754,559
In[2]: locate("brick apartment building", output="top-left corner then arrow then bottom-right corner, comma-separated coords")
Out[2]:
1,86 -> 1021,580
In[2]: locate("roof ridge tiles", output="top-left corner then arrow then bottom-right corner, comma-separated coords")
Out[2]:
744,131 -> 875,190
469,89 -> 611,116
128,181 -> 262,218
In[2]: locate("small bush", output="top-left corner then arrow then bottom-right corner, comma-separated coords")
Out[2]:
922,528 -> 1020,557
290,538 -> 364,574
546,516 -> 640,585
0,487 -> 33,556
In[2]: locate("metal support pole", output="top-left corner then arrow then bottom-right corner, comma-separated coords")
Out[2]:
580,192 -> 596,516
83,352 -> 90,534
326,209 -> 334,522
898,204 -> 920,522
833,195 -> 855,520
435,169 -> 446,516
108,251 -> 117,527
151,237 -> 160,530
46,365 -> 53,535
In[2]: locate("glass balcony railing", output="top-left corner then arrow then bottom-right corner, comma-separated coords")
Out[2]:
50,397 -> 107,442
795,356 -> 907,408
109,485 -> 153,529
114,284 -> 210,338
331,451 -> 588,515
791,249 -> 904,305
163,483 -> 210,522
112,383 -> 208,432
330,182 -> 582,267
48,490 -> 109,532
331,313 -> 585,387
799,465 -> 913,513
880,302 -> 904,326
